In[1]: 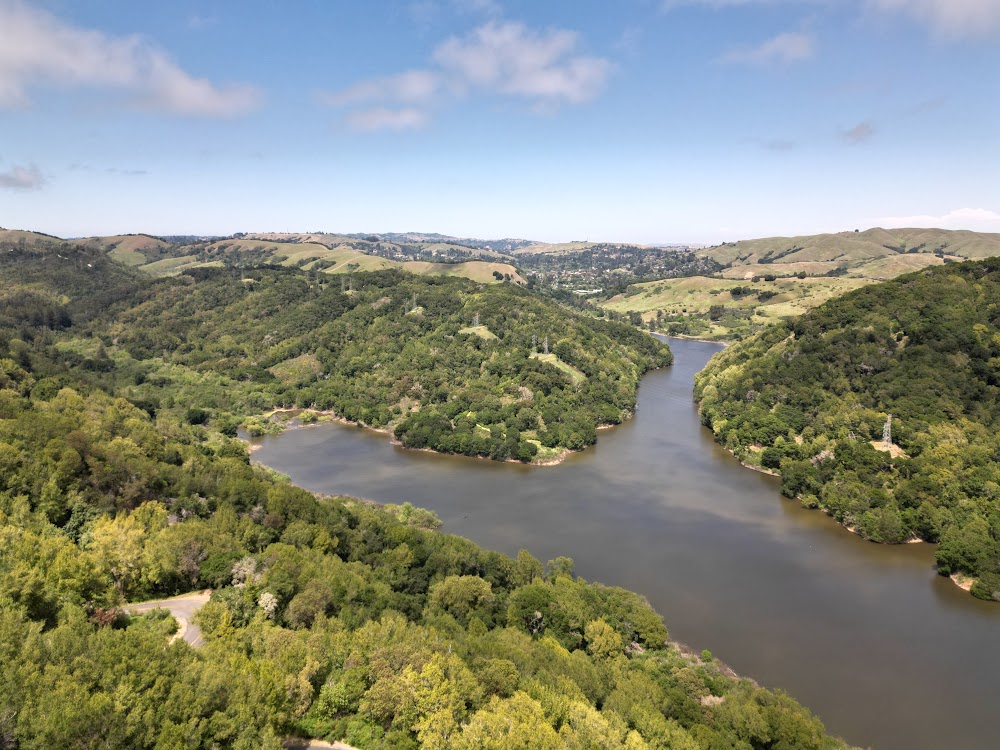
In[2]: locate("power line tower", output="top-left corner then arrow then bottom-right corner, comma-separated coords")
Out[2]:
883,414 -> 892,447
531,334 -> 537,353
473,312 -> 480,327
543,336 -> 549,355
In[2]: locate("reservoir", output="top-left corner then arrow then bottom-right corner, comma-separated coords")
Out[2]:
250,337 -> 999,750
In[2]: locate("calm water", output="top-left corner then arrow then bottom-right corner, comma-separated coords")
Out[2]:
251,338 -> 998,750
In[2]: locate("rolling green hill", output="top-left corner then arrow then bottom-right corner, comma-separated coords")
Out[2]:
603,228 -> 1000,340
0,227 -> 64,246
105,266 -> 669,462
693,259 -> 1000,600
0,240 -> 667,464
602,275 -> 871,340
700,227 -> 1000,273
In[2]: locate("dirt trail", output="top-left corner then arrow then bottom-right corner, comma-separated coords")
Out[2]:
124,590 -> 212,647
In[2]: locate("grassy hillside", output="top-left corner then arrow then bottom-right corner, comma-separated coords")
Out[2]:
604,228 -> 1000,340
700,227 -> 1000,270
602,276 -> 870,340
0,229 -> 525,286
142,237 -> 525,283
78,234 -> 175,268
403,260 -> 525,284
694,259 -> 1000,600
0,228 -> 64,246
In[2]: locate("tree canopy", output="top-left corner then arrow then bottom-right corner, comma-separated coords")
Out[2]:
0,240 -> 857,748
695,259 -> 1000,600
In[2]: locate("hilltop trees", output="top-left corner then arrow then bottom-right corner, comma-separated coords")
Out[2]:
695,259 -> 1000,599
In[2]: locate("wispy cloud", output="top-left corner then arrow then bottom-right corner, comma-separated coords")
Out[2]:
722,31 -> 815,65
876,207 -> 1000,231
0,162 -> 44,190
664,0 -> 1000,38
433,22 -> 612,103
0,0 -> 261,117
320,21 -> 612,130
186,13 -> 218,31
842,120 -> 875,144
317,70 -> 442,107
345,107 -> 431,132
761,138 -> 797,152
866,0 -> 1000,38
664,0 -> 824,10
105,167 -> 148,177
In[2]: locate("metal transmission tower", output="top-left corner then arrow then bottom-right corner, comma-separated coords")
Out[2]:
883,414 -> 892,447
543,336 -> 549,355
473,312 -> 480,327
531,334 -> 537,352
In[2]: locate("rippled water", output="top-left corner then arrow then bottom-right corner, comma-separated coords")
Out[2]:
251,338 -> 999,750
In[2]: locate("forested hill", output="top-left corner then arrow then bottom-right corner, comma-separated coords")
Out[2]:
694,259 -> 1000,600
0,243 -> 670,463
104,265 -> 671,462
0,247 -> 858,748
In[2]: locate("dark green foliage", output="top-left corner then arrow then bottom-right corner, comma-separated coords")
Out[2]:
108,266 -> 671,461
695,260 -> 1000,594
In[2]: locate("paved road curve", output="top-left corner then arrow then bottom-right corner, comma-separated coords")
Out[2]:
124,590 -> 212,647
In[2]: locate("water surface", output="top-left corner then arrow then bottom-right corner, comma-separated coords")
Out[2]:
251,338 -> 998,750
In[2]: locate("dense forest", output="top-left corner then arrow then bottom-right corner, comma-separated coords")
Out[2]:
694,260 -> 1000,600
0,242 -> 857,748
2,243 -> 671,463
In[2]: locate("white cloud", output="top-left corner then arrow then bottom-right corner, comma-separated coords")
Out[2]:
663,0 -> 822,9
0,162 -> 44,190
876,208 -> 1000,231
345,107 -> 430,131
454,0 -> 502,15
323,21 -> 612,130
666,0 -> 1000,38
318,70 -> 441,107
722,31 -> 815,64
0,0 -> 261,116
842,120 -> 876,144
866,0 -> 1000,37
434,22 -> 612,104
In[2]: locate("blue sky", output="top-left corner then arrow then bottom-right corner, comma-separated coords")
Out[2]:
1,0 -> 998,244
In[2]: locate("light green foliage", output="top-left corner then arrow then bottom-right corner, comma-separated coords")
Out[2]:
0,239 -> 859,749
450,692 -> 562,750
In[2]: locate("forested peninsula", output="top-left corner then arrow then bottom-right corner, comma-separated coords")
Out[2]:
694,259 -> 1000,600
0,242 -> 858,748
6,242 -> 671,464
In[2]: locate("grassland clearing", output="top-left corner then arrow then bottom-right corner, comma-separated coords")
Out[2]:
531,351 -> 587,385
458,324 -> 498,340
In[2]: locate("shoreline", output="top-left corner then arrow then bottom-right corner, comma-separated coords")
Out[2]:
655,331 -> 731,346
244,407 -> 620,467
950,572 -> 975,592
699,418 -> 986,591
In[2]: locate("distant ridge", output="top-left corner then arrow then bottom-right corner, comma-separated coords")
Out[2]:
699,227 -> 1000,279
